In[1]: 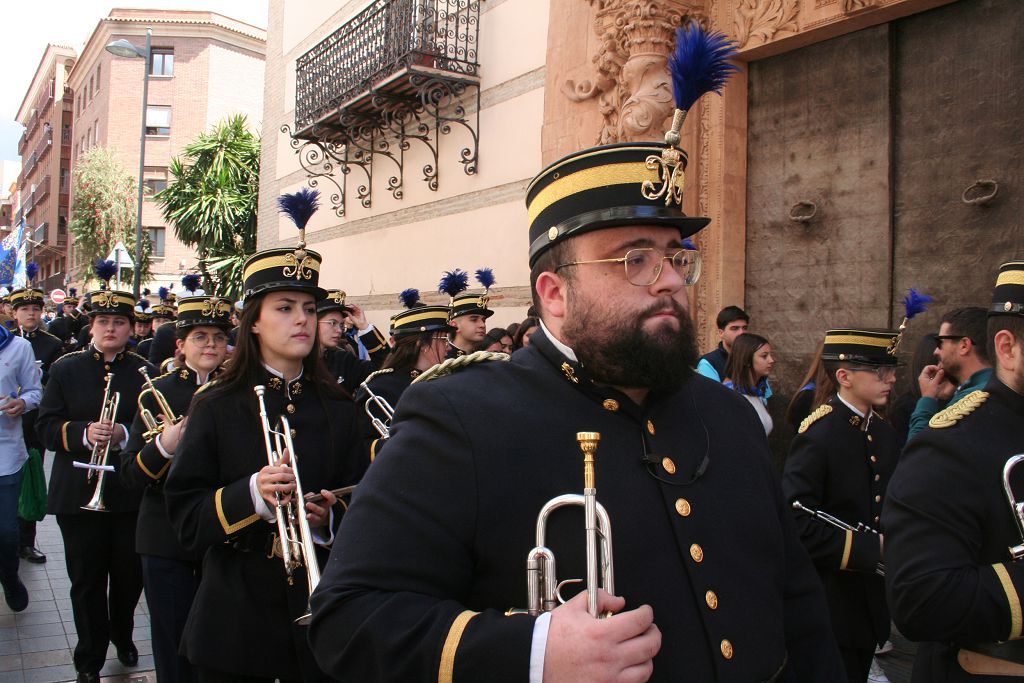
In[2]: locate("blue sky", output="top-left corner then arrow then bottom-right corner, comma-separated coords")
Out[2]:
2,1 -> 268,162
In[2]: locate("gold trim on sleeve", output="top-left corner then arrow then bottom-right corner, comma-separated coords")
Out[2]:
993,563 -> 1023,640
840,529 -> 853,570
61,422 -> 71,452
438,610 -> 479,683
137,452 -> 170,481
215,487 -> 260,535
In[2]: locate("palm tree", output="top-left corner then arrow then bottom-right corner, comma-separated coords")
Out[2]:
155,115 -> 259,299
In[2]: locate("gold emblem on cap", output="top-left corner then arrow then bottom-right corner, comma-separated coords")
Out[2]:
641,146 -> 685,207
281,251 -> 315,281
91,291 -> 116,308
547,227 -> 558,241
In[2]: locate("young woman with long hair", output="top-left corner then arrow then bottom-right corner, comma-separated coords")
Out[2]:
724,332 -> 776,435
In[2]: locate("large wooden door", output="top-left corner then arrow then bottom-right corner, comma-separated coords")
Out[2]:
745,0 -> 1024,448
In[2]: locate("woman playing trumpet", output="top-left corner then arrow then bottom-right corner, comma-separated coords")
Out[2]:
120,295 -> 233,683
165,191 -> 365,683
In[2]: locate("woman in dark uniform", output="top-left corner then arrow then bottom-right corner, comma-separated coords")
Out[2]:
354,288 -> 452,462
165,190 -> 365,683
121,294 -> 234,683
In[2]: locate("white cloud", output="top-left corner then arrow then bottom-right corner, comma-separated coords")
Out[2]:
1,0 -> 269,161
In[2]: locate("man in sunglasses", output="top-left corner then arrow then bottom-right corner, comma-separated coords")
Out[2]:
783,329 -> 902,682
907,307 -> 993,442
309,140 -> 843,682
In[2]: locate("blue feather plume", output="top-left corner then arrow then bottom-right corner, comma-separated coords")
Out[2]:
94,259 -> 118,283
438,269 -> 469,298
475,267 -> 495,290
277,188 -> 320,230
399,288 -> 421,309
669,23 -> 739,113
902,288 -> 933,320
158,286 -> 169,300
682,238 -> 697,251
26,262 -> 38,281
69,287 -> 77,297
182,274 -> 201,293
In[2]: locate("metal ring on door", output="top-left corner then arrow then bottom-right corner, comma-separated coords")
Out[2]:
788,200 -> 817,223
962,179 -> 999,206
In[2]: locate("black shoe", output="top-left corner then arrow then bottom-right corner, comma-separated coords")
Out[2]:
19,546 -> 46,564
2,578 -> 28,612
76,672 -> 100,683
116,643 -> 138,667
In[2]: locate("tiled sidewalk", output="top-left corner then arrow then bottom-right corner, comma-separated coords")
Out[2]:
0,454 -> 154,683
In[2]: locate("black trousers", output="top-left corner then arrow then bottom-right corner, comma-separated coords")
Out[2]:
56,512 -> 143,673
839,646 -> 875,683
142,554 -> 197,683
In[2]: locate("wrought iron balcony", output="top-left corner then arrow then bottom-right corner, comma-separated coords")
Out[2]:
285,0 -> 481,217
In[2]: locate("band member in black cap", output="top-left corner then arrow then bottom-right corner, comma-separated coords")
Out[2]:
884,260 -> 1024,681
10,269 -> 62,564
355,288 -> 453,462
122,294 -> 232,683
317,289 -> 389,393
440,268 -> 495,358
309,24 -> 842,682
783,324 -> 912,682
48,287 -> 86,351
164,189 -> 365,682
146,287 -> 179,366
36,260 -> 154,683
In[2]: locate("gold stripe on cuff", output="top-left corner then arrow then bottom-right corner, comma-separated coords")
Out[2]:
840,529 -> 853,570
136,452 -> 170,481
438,610 -> 478,683
993,564 -> 1023,640
61,422 -> 71,452
215,487 -> 260,535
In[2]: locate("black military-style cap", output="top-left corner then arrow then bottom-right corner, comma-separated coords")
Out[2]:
450,292 -> 493,320
241,247 -> 326,301
317,289 -> 349,317
822,329 -> 900,366
525,143 -> 710,267
176,295 -> 233,331
990,261 -> 1024,317
88,260 -> 135,320
391,288 -> 454,337
9,288 -> 44,309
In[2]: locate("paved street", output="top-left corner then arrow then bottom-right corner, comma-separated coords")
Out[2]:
0,455 -> 154,683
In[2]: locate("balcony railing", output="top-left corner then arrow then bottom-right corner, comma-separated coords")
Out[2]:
288,0 -> 481,217
295,0 -> 480,130
22,130 -> 53,180
24,176 -> 51,218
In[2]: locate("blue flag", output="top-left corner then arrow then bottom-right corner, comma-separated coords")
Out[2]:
0,221 -> 24,287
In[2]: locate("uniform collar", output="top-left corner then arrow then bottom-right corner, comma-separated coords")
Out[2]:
90,345 -> 126,364
177,362 -> 217,386
832,394 -> 872,431
17,326 -> 38,339
985,375 -> 1024,417
261,364 -> 304,398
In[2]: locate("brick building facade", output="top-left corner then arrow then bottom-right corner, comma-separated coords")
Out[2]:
68,9 -> 265,297
14,44 -> 76,293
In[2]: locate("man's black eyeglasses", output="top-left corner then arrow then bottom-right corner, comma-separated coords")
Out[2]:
934,335 -> 968,347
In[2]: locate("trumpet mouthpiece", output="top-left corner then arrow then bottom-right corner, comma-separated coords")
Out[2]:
577,432 -> 600,489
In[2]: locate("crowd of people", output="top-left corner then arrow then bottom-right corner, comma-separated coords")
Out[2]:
0,24 -> 1020,683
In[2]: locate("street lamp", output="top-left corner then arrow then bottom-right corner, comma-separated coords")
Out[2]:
105,27 -> 151,298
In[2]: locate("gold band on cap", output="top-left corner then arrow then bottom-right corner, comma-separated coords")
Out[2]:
242,254 -> 322,281
527,162 -> 659,226
996,270 -> 1024,288
90,293 -> 136,308
178,299 -> 232,316
823,333 -> 894,349
395,309 -> 450,326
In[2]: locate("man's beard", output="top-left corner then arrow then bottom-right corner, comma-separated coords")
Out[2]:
562,291 -> 699,392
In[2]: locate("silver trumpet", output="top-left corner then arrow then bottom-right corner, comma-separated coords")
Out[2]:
792,500 -> 885,577
510,432 -> 615,618
359,379 -> 393,440
1002,454 -> 1024,561
254,385 -> 321,625
80,373 -> 120,512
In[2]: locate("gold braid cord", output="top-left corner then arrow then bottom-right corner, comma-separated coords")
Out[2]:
411,351 -> 511,384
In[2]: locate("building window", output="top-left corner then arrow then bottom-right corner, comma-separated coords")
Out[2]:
95,64 -> 101,91
93,120 -> 100,145
149,49 -> 174,77
143,167 -> 168,197
88,76 -> 93,102
148,226 -> 166,257
60,168 -> 69,193
145,106 -> 171,136
62,124 -> 71,144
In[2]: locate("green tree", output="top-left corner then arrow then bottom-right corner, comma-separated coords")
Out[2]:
155,114 -> 260,299
68,146 -> 152,285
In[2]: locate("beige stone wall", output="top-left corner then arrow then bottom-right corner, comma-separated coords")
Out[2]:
66,12 -> 266,296
259,0 -> 548,333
